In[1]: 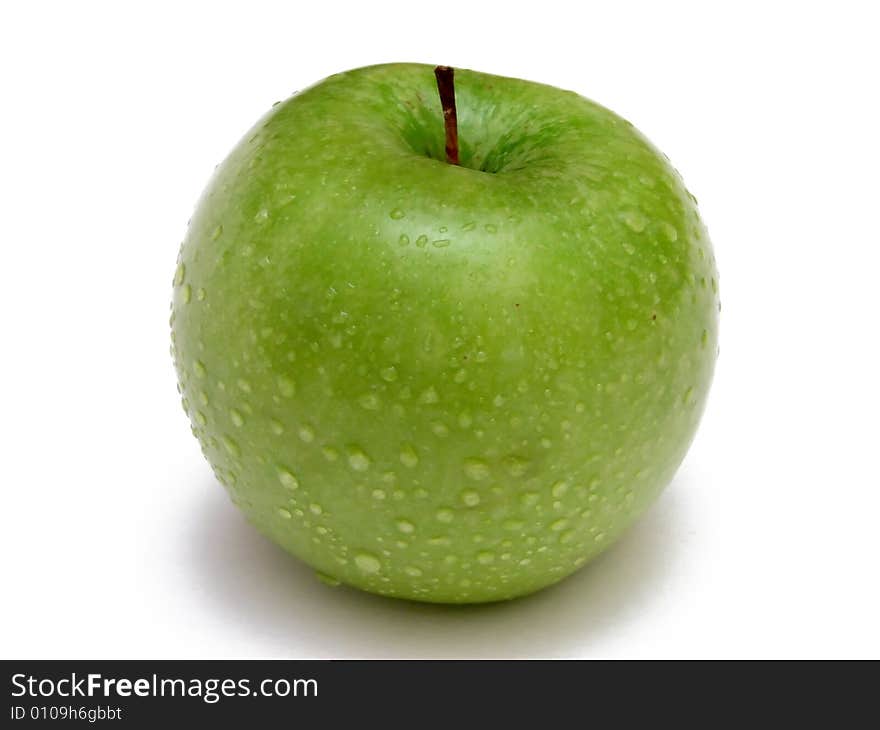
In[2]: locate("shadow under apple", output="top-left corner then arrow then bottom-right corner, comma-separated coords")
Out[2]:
187,473 -> 688,658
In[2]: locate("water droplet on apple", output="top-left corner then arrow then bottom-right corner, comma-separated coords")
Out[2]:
404,566 -> 423,577
460,489 -> 481,506
520,492 -> 539,508
390,208 -> 405,220
211,224 -> 223,240
196,287 -> 206,301
463,458 -> 490,481
278,376 -> 295,397
347,446 -> 371,471
661,222 -> 678,241
621,210 -> 647,232
193,360 -> 206,378
436,508 -> 454,523
477,550 -> 495,565
380,365 -> 398,382
396,519 -> 415,534
277,507 -> 292,519
371,488 -> 386,500
484,224 -> 497,234
195,411 -> 207,426
398,233 -> 410,246
229,409 -> 244,427
550,518 -> 568,532
354,552 -> 381,574
278,469 -> 299,489
315,571 -> 340,586
322,446 -> 338,461
358,392 -> 381,410
173,263 -> 186,287
221,436 -> 240,457
298,424 -> 315,443
432,239 -> 451,248
503,456 -> 529,477
416,234 -> 428,247
309,503 -> 323,515
254,207 -> 269,223
551,480 -> 569,497
399,444 -> 419,468
418,386 -> 439,404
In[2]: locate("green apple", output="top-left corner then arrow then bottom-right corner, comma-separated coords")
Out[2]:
170,63 -> 718,603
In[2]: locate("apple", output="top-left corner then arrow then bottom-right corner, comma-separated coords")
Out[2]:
170,63 -> 718,603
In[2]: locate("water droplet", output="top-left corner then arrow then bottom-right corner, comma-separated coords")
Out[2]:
504,456 -> 529,477
462,222 -> 476,232
278,469 -> 299,489
661,222 -> 678,241
181,284 -> 191,303
277,507 -> 292,519
484,224 -> 497,234
418,386 -> 439,404
211,224 -> 223,240
431,422 -> 449,437
520,492 -> 539,507
173,262 -> 186,287
236,378 -> 252,393
701,329 -> 708,347
309,503 -> 323,515
399,444 -> 419,468
278,376 -> 295,397
475,351 -> 488,363
594,531 -> 606,542
621,210 -> 647,232
575,402 -> 585,413
358,392 -> 381,410
229,409 -> 244,427
682,386 -> 694,405
221,436 -> 240,457
560,529 -> 576,544
196,287 -> 206,301
398,233 -> 410,246
380,365 -> 398,382
254,207 -> 269,223
315,571 -> 340,586
396,519 -> 415,534
404,566 -> 423,577
194,411 -> 207,426
550,518 -> 568,532
432,239 -> 451,248
493,394 -> 505,407
457,411 -> 473,428
463,458 -> 490,481
371,488 -> 386,500
193,360 -> 206,378
347,447 -> 371,471
354,552 -> 381,574
390,208 -> 405,220
436,508 -> 454,523
416,234 -> 428,247
460,489 -> 481,506
551,480 -> 569,498
298,424 -> 315,443
322,446 -> 339,461
477,550 -> 495,565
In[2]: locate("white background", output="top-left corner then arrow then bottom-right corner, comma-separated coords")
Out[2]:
2,1 -> 878,659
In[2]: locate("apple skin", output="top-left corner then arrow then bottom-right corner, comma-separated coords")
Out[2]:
171,63 -> 718,603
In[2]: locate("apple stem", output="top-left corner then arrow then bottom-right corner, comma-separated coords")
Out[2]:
434,65 -> 460,166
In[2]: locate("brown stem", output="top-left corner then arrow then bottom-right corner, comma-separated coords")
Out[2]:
434,65 -> 460,165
